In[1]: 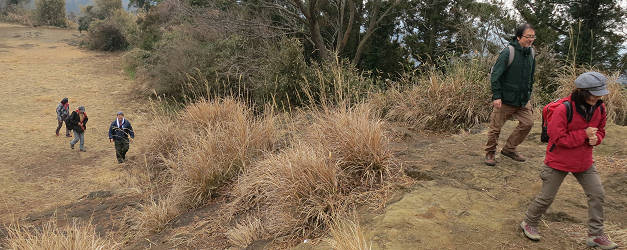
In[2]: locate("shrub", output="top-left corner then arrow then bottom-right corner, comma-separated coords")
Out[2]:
0,4 -> 34,26
85,10 -> 137,51
34,0 -> 66,27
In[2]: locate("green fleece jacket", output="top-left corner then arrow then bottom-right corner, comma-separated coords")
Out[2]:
490,40 -> 536,107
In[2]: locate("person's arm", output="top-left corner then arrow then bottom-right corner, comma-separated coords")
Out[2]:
490,48 -> 509,101
548,105 -> 588,148
108,122 -> 114,140
529,56 -> 536,93
127,121 -> 134,139
56,105 -> 62,119
592,104 -> 606,146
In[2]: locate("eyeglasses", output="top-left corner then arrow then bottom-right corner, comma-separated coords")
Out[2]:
523,35 -> 536,39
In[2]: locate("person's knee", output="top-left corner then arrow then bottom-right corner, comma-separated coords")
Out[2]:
535,195 -> 555,207
520,119 -> 533,131
587,190 -> 605,204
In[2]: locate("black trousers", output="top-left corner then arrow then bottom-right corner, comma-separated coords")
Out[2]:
114,139 -> 130,163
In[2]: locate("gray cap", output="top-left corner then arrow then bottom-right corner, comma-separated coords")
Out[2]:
574,72 -> 609,96
117,111 -> 124,116
78,106 -> 85,111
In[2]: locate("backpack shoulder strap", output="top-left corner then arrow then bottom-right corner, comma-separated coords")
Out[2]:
507,45 -> 515,67
531,47 -> 535,59
563,101 -> 573,123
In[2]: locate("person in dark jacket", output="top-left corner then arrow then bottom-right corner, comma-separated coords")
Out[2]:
68,106 -> 88,152
108,111 -> 134,163
520,72 -> 617,250
484,23 -> 536,166
55,97 -> 71,137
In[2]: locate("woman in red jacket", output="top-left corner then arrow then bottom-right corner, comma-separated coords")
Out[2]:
520,72 -> 617,250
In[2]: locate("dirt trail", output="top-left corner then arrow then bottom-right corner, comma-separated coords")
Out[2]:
0,23 -> 146,224
361,122 -> 627,249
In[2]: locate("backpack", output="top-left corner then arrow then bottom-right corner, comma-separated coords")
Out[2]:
490,45 -> 535,75
541,98 -> 572,143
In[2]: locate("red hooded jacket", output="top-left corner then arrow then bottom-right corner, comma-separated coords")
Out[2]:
544,96 -> 606,173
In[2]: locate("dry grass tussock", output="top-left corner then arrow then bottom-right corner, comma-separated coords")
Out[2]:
4,218 -> 113,250
371,58 -> 492,133
326,217 -> 371,250
554,67 -> 627,125
129,97 -> 279,234
225,104 -> 408,247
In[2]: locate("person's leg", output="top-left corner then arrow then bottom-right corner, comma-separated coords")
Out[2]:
56,120 -> 63,135
525,165 -> 568,227
64,119 -> 71,136
70,130 -> 80,149
504,102 -> 533,152
114,140 -> 123,163
573,165 -> 605,236
485,105 -> 515,152
121,140 -> 129,161
79,132 -> 85,151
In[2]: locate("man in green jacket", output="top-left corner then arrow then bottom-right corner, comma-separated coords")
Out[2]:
485,24 -> 536,166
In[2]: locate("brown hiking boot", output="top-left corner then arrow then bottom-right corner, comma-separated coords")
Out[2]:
485,151 -> 496,166
501,150 -> 526,162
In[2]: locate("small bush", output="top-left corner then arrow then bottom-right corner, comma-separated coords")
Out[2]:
0,4 -> 34,26
86,10 -> 137,51
5,219 -> 112,249
34,0 -> 66,27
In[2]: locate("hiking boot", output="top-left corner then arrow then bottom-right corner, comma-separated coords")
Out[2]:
80,149 -> 86,152
520,221 -> 541,241
587,234 -> 618,249
70,144 -> 74,150
485,151 -> 496,166
501,150 -> 526,162
66,134 -> 72,137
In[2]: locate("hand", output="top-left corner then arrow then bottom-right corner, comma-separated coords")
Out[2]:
493,99 -> 502,109
110,138 -> 113,143
588,136 -> 598,146
585,127 -> 598,138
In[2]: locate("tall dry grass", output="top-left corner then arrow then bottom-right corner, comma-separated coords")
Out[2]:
225,104 -> 407,247
372,58 -> 492,133
4,218 -> 113,250
307,104 -> 393,187
128,97 -> 279,235
326,217 -> 371,250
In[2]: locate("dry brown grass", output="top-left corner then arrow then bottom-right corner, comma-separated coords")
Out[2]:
224,104 -> 407,247
226,216 -> 266,248
372,58 -> 492,133
129,97 -> 279,234
308,103 -> 393,187
4,218 -> 113,250
326,217 -> 371,250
